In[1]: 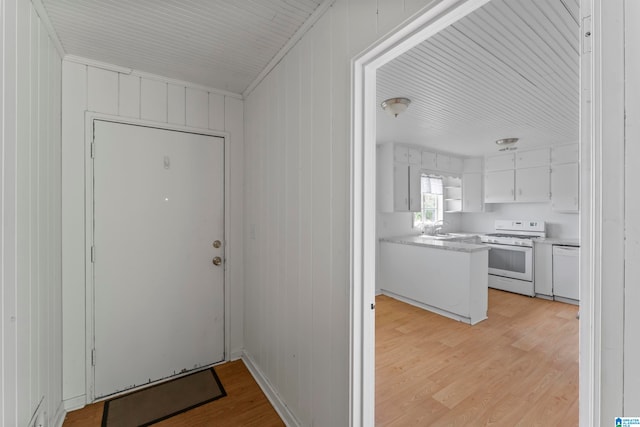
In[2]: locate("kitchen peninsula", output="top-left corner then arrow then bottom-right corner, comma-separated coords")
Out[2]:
378,235 -> 490,325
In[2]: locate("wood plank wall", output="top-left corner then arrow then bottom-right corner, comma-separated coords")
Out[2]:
1,0 -> 64,426
242,1 -> 439,425
61,59 -> 245,408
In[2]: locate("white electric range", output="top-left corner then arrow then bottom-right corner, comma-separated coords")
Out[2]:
480,220 -> 546,296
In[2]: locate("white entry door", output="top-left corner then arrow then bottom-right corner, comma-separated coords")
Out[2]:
92,120 -> 225,398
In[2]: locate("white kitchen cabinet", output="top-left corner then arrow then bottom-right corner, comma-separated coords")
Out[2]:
551,162 -> 579,212
462,172 -> 484,212
379,240 -> 489,325
516,148 -> 550,169
392,162 -> 410,211
422,151 -> 462,173
485,153 -> 515,171
394,145 -> 421,164
552,143 -> 578,164
484,169 -> 515,203
408,147 -> 421,165
515,166 -> 550,202
378,143 -> 421,212
534,242 -> 553,297
437,154 -> 463,173
421,150 -> 437,169
485,151 -> 551,203
392,164 -> 421,212
409,165 -> 422,211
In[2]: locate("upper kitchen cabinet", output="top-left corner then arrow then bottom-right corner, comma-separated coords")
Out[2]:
551,143 -> 579,164
484,169 -> 515,203
516,148 -> 550,168
378,143 -> 421,212
462,158 -> 485,212
485,153 -> 515,171
516,166 -> 550,202
436,154 -> 463,173
394,145 -> 421,164
421,151 -> 437,169
484,149 -> 550,203
551,144 -> 579,212
422,150 -> 463,173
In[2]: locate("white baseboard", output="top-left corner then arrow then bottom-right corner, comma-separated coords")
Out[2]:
63,395 -> 86,412
229,349 -> 244,361
241,351 -> 300,427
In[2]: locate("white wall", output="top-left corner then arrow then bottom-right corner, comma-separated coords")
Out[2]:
243,0 -> 437,425
61,58 -> 245,406
377,204 -> 578,240
1,0 -> 64,425
459,204 -> 579,238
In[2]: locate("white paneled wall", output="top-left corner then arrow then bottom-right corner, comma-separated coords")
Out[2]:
243,0 -> 435,425
61,59 -> 245,406
1,0 -> 64,426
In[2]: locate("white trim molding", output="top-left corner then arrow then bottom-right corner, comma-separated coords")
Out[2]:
350,0 -> 597,425
241,352 -> 300,427
82,112 -> 230,403
64,55 -> 243,100
242,0 -> 336,98
30,0 -> 66,56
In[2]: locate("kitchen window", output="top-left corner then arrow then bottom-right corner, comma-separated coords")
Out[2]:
413,174 -> 444,228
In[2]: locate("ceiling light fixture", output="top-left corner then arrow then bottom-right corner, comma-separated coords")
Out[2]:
495,137 -> 519,151
381,97 -> 411,117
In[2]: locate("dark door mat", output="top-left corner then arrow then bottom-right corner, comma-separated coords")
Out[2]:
101,367 -> 226,426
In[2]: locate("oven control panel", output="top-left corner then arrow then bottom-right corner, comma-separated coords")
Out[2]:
495,219 -> 545,233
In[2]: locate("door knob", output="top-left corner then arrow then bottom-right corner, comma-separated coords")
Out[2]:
212,257 -> 222,266
213,240 -> 222,248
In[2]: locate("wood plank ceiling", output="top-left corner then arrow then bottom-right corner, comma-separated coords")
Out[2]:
377,0 -> 580,157
41,0 -> 324,94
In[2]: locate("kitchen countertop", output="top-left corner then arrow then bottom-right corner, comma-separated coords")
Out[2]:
380,234 -> 490,253
534,237 -> 580,246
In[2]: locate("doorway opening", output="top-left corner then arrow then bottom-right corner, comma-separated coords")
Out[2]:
350,0 -> 593,425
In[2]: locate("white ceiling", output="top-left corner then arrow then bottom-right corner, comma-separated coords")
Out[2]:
41,0 -> 324,94
377,0 -> 580,157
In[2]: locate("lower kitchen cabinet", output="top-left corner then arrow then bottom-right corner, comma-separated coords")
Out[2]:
378,241 -> 489,325
534,242 -> 553,297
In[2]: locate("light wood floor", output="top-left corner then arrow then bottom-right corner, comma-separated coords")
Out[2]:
376,289 -> 579,426
62,359 -> 284,427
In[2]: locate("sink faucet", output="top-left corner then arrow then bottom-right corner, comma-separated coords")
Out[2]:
433,219 -> 447,235
423,220 -> 448,235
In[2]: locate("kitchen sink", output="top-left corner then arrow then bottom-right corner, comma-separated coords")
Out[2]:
419,233 -> 481,243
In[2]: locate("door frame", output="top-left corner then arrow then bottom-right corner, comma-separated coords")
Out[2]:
349,0 -> 597,425
83,113 -> 231,402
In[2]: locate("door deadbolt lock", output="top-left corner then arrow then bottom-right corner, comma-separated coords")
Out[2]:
213,240 -> 222,248
212,256 -> 222,266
